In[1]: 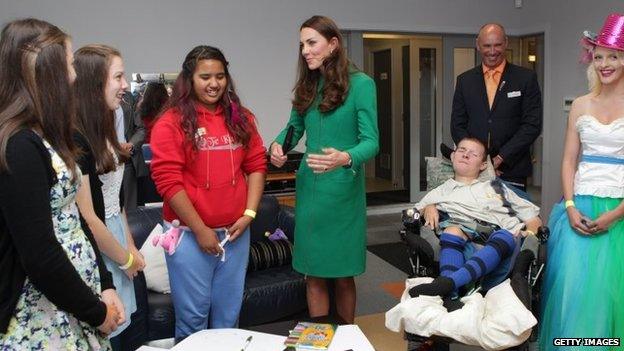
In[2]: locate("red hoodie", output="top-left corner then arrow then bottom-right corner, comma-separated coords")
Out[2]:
150,103 -> 267,228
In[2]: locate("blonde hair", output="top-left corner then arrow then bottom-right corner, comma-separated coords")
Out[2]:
587,64 -> 601,94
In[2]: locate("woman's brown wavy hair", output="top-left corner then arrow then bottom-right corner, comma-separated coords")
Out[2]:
73,44 -> 129,174
0,18 -> 79,178
293,15 -> 351,116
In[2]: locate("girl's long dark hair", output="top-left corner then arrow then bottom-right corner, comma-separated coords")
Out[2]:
163,45 -> 252,149
0,18 -> 78,177
73,44 -> 128,174
293,15 -> 351,116
139,82 -> 168,121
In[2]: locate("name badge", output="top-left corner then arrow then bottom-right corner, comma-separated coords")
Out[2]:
507,91 -> 521,98
195,127 -> 206,138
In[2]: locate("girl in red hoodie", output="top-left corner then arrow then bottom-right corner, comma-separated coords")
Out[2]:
150,46 -> 266,340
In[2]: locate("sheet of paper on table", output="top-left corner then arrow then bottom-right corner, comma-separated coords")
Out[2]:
171,329 -> 284,351
328,325 -> 375,350
170,325 -> 374,351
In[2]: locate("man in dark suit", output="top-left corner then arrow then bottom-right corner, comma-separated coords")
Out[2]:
451,23 -> 542,191
118,91 -> 149,210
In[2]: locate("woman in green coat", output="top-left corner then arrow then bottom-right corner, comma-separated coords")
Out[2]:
270,15 -> 379,323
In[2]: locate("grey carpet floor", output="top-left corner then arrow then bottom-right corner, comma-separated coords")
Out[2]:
355,251 -> 407,315
359,211 -> 409,316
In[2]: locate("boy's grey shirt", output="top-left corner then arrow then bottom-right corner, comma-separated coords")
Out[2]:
414,178 -> 540,234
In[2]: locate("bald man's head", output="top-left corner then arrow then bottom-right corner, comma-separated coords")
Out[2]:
477,23 -> 508,69
478,23 -> 507,38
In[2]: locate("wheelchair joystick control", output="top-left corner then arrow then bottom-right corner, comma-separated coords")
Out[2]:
405,208 -> 420,220
401,208 -> 423,235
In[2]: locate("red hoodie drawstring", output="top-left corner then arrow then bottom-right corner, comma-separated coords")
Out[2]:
228,134 -> 236,186
205,146 -> 210,189
200,110 -> 236,189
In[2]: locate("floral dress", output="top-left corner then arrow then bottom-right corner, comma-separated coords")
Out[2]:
0,138 -> 111,350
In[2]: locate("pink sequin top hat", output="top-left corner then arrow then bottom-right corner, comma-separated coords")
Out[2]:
584,13 -> 624,51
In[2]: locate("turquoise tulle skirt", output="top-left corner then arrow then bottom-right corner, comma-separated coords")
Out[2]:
539,195 -> 624,350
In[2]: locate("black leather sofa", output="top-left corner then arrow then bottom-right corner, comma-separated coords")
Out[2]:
120,195 -> 307,349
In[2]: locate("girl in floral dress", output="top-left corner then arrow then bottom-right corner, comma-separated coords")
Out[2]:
0,19 -> 120,350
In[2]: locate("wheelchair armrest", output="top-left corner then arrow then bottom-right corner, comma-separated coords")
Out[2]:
520,226 -> 549,261
519,234 -> 539,259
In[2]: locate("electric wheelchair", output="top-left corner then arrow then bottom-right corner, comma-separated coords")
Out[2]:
399,208 -> 549,351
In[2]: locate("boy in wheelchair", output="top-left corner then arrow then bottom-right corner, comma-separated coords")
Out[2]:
407,137 -> 542,299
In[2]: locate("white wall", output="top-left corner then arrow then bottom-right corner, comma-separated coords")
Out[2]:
0,0 -> 533,147
2,0 -> 623,215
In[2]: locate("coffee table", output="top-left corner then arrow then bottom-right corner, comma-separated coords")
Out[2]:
170,325 -> 374,350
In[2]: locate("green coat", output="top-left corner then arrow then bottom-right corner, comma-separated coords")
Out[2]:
274,72 -> 379,277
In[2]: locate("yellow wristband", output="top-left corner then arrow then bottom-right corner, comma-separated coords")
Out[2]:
564,200 -> 575,208
119,253 -> 134,270
525,230 -> 535,236
243,209 -> 257,219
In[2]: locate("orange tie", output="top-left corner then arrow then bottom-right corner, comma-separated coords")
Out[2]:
485,70 -> 498,108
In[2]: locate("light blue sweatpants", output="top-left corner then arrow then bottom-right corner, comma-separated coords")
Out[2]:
165,226 -> 250,339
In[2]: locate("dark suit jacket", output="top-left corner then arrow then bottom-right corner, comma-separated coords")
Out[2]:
121,92 -> 149,178
451,62 -> 542,179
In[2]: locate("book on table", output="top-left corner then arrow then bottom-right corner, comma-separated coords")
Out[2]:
284,322 -> 337,350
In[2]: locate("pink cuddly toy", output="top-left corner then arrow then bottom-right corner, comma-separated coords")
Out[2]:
152,219 -> 183,255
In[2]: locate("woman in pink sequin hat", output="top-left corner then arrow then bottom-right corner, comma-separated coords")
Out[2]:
540,13 -> 624,348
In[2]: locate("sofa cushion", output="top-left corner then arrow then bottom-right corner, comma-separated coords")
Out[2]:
146,290 -> 175,341
239,266 -> 306,327
249,196 -> 280,243
127,205 -> 164,248
248,239 -> 293,272
139,224 -> 171,294
277,206 -> 295,241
